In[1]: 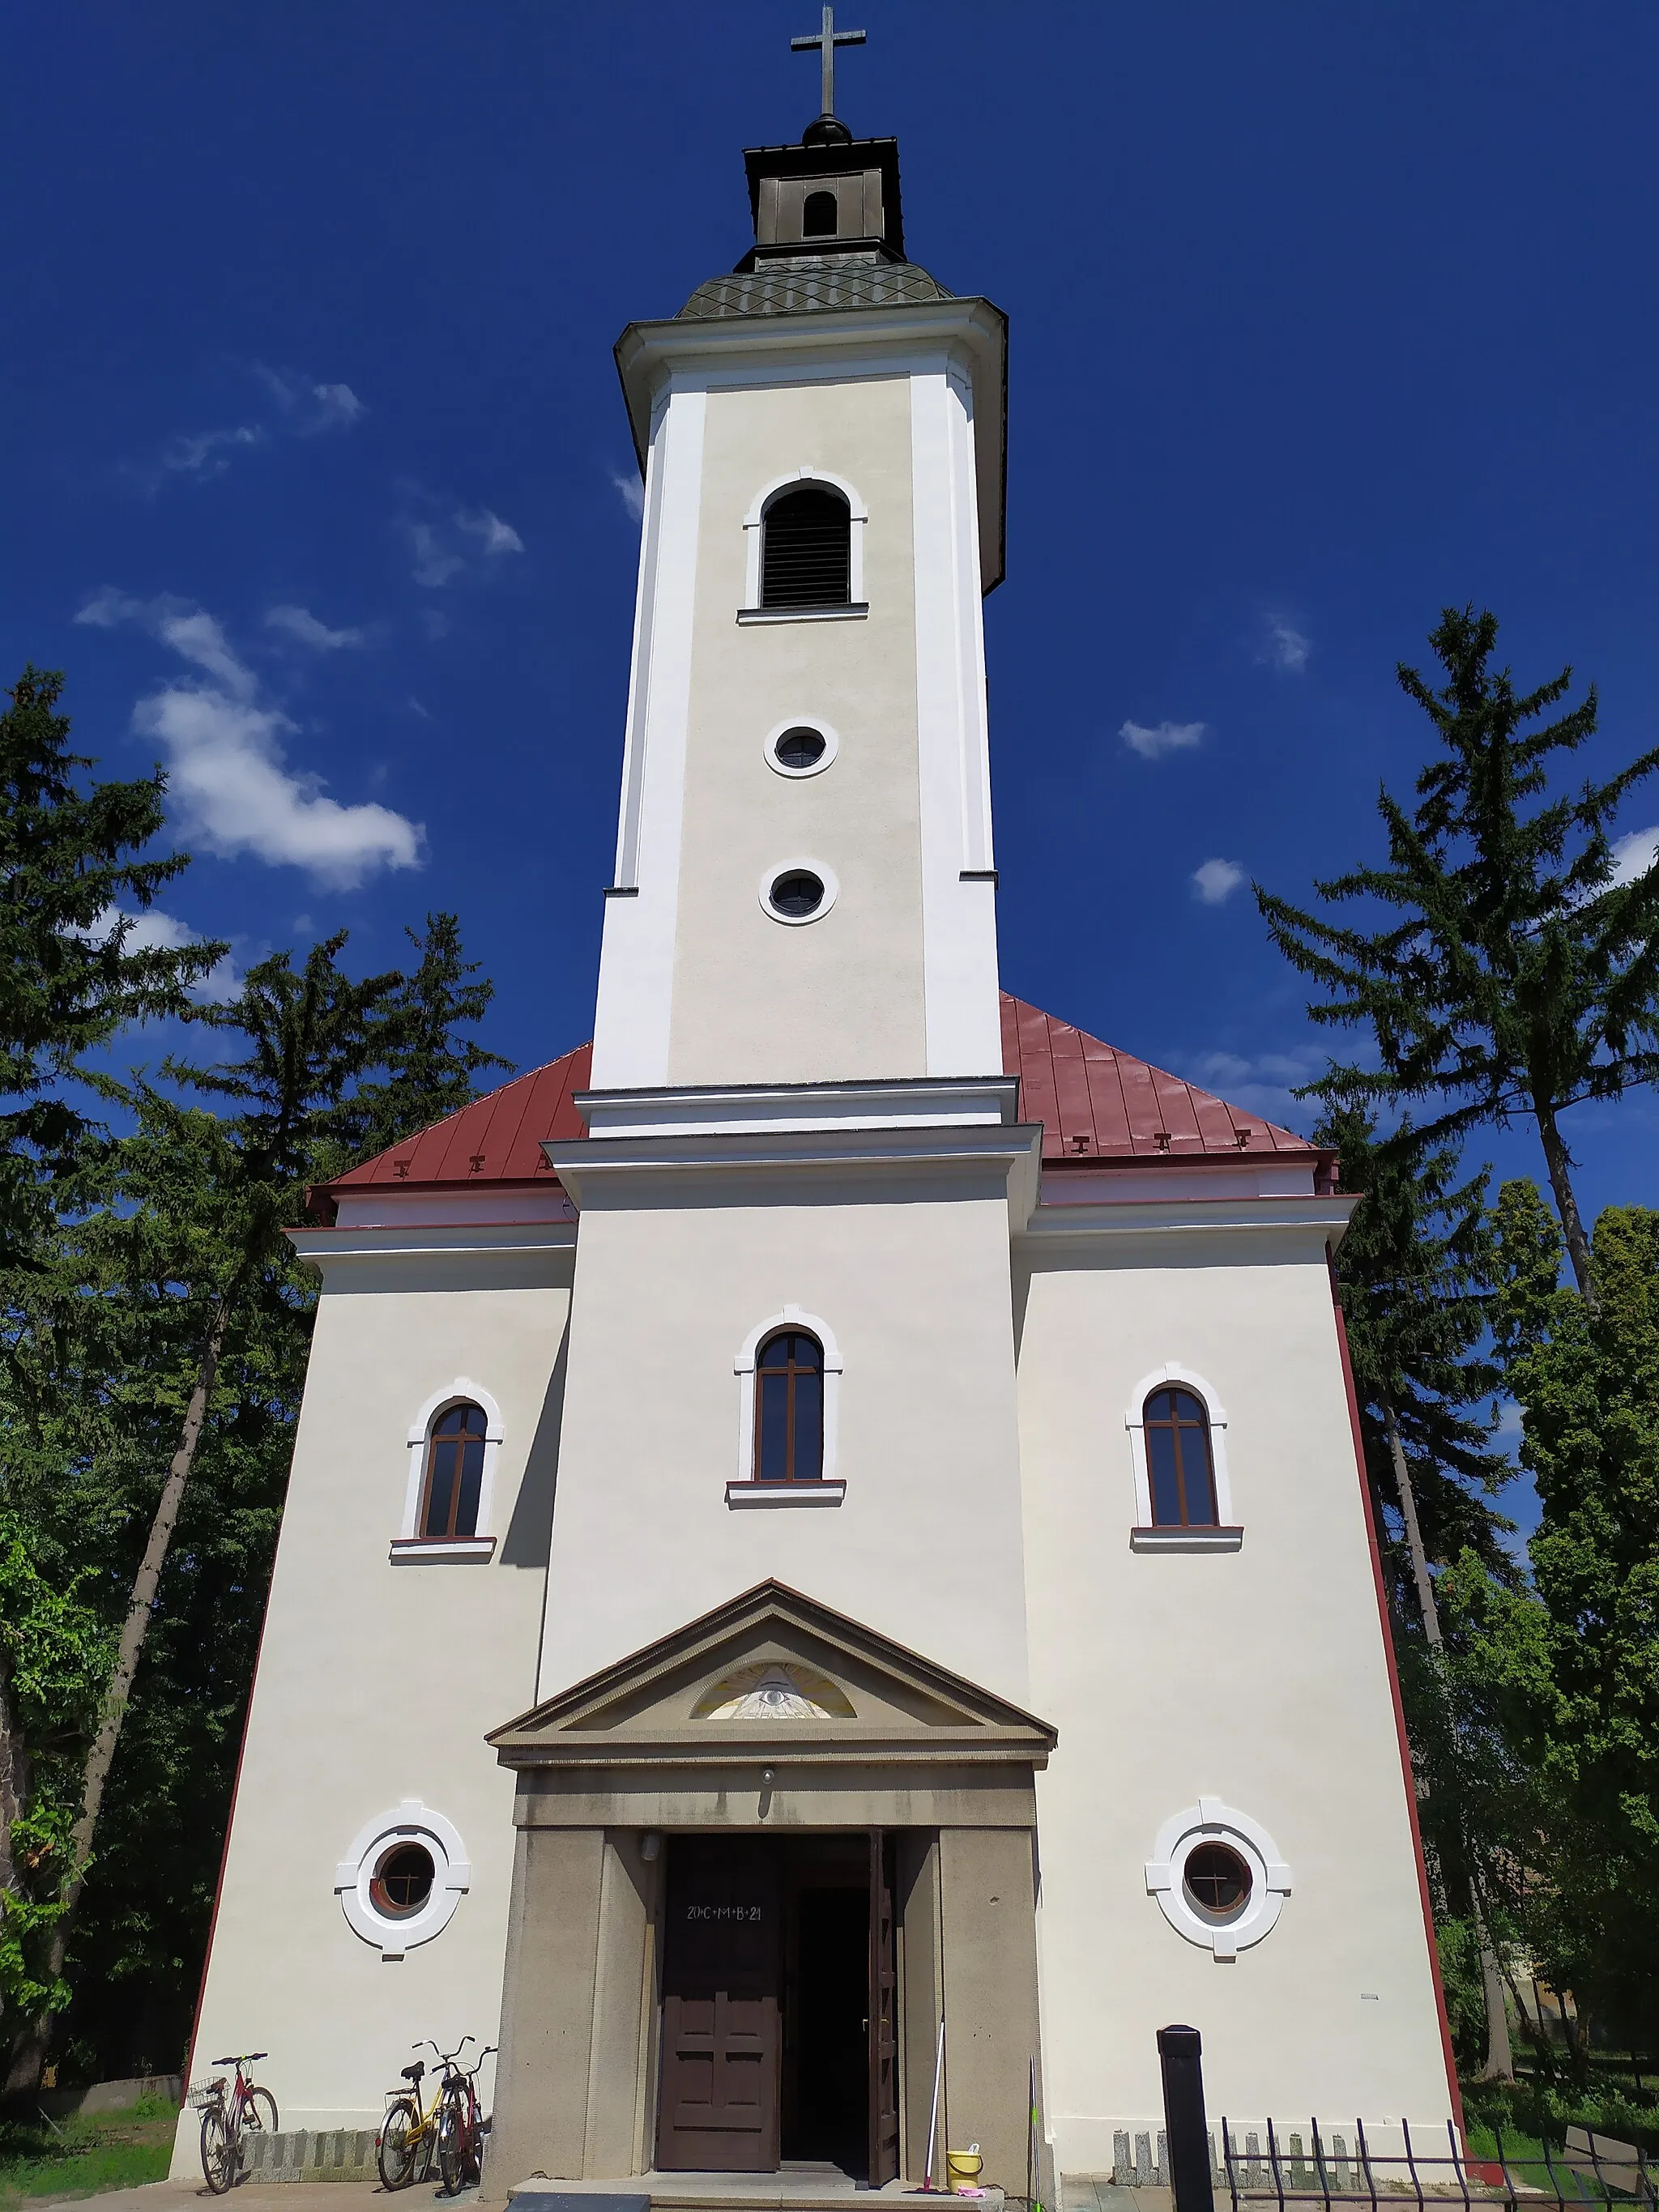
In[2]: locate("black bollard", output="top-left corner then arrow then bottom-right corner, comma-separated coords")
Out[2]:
1157,2025 -> 1215,2212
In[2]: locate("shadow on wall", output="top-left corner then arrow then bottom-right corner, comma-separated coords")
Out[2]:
501,1328 -> 568,1569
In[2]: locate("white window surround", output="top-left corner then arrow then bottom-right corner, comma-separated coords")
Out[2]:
764,715 -> 841,780
1124,1362 -> 1239,1544
731,1306 -> 843,1508
395,1379 -> 504,1562
759,859 -> 839,927
1145,1798 -> 1291,1961
334,1799 -> 471,1958
742,467 -> 868,610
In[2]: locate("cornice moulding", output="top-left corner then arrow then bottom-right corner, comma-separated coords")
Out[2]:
575,1074 -> 1019,1140
1017,1193 -> 1359,1249
544,1121 -> 1043,1226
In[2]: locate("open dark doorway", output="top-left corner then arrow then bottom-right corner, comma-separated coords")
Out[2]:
783,1869 -> 869,2173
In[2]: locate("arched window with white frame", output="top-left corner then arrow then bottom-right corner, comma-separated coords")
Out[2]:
1124,1366 -> 1240,1550
393,1380 -> 503,1561
740,471 -> 868,616
728,1307 -> 845,1509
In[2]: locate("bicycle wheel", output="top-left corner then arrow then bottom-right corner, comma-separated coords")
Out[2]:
245,2087 -> 279,2136
201,2106 -> 238,2195
377,2099 -> 420,2191
437,2089 -> 475,2195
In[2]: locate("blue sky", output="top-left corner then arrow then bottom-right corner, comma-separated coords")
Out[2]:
6,0 -> 1658,1256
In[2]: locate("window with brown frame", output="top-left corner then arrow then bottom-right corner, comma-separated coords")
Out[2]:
1143,1387 -> 1219,1528
754,1330 -> 825,1484
761,486 -> 851,608
420,1401 -> 488,1538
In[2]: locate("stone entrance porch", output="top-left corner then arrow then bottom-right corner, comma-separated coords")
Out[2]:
481,1583 -> 1056,2204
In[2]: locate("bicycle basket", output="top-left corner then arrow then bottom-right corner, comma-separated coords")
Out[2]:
187,2079 -> 225,2111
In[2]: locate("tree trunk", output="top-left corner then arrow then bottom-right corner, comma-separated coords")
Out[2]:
3,1292 -> 233,2095
1535,1105 -> 1597,1311
0,1652 -> 27,1907
1385,1400 -> 1443,1647
1383,1399 -> 1515,2082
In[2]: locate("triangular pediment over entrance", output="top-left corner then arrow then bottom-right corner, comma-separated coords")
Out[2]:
488,1580 -> 1056,1773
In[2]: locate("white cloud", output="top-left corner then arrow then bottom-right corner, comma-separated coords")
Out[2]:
610,467 -> 645,522
1261,616 -> 1310,672
150,365 -> 362,488
403,497 -> 525,588
162,424 -> 267,478
90,905 -> 241,1002
254,364 -> 365,433
455,506 -> 524,556
1191,1043 -> 1326,1132
1121,718 -> 1205,760
1610,824 -> 1659,886
1192,857 -> 1247,905
264,603 -> 365,650
75,593 -> 424,891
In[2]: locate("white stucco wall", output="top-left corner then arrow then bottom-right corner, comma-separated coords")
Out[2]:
173,1251 -> 571,2170
538,1170 -> 1031,1707
1014,1230 -> 1455,2168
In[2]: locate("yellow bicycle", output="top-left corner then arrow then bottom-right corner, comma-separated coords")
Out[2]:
377,2038 -> 474,2191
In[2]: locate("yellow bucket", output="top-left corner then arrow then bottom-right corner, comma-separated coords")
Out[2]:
946,2150 -> 984,2193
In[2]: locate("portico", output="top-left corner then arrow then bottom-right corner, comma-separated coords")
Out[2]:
483,1583 -> 1054,2198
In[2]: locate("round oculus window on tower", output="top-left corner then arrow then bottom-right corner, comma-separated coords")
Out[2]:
775,726 -> 827,771
764,718 -> 839,779
770,870 -> 824,918
759,859 -> 838,925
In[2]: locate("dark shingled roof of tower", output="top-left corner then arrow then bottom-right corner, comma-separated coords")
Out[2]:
322,995 -> 1321,1202
679,255 -> 955,321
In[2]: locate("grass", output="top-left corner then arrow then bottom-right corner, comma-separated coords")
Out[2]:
0,2094 -> 177,2208
1461,2073 -> 1659,2154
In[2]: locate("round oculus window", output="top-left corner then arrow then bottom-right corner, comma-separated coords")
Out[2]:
370,1841 -> 436,1919
1182,1841 -> 1252,1919
770,870 -> 825,918
774,726 -> 827,772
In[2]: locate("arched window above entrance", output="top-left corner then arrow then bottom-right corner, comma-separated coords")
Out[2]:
754,1330 -> 824,1484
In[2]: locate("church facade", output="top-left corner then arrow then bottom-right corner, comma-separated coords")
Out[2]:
178,96 -> 1460,2201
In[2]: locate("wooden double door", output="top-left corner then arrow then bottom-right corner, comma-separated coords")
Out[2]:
656,1832 -> 899,2181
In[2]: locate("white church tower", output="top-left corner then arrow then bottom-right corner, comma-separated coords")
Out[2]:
180,29 -> 1463,2201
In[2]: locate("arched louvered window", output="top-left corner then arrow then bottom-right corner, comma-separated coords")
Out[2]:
755,1330 -> 825,1484
420,1401 -> 488,1538
1143,1387 -> 1219,1528
761,487 -> 851,610
802,189 -> 838,239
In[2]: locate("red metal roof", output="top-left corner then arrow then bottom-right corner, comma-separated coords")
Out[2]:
999,994 -> 1315,1164
325,995 -> 1313,1197
331,1041 -> 591,1189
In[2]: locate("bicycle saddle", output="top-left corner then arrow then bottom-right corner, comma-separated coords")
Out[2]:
402,2062 -> 425,2082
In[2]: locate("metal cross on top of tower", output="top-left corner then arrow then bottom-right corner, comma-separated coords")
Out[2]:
791,5 -> 866,122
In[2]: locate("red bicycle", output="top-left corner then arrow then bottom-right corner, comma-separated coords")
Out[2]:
436,2042 -> 497,2194
191,2052 -> 279,2193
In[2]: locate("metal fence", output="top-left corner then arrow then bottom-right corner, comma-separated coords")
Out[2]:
1212,2118 -> 1656,2212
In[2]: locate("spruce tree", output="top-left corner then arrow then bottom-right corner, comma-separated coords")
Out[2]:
0,666 -> 223,1264
1257,607 -> 1659,1305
